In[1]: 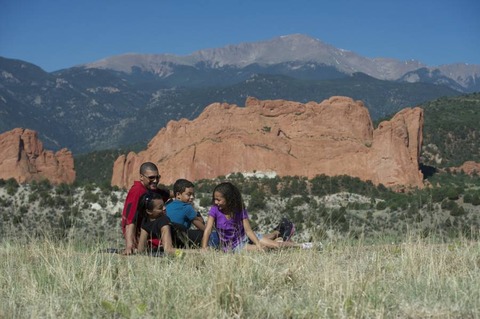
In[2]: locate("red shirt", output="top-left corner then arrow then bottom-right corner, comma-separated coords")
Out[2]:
121,181 -> 147,236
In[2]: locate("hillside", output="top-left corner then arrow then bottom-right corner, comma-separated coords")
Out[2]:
420,93 -> 480,168
1,172 -> 479,243
74,142 -> 146,186
204,73 -> 460,119
0,56 -> 459,154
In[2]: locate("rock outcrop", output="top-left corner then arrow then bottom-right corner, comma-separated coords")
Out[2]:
0,128 -> 75,184
112,96 -> 424,189
450,161 -> 480,175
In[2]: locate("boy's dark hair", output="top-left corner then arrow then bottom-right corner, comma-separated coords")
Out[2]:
140,162 -> 158,174
213,182 -> 244,216
173,179 -> 194,196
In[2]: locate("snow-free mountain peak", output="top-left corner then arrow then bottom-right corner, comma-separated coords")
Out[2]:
82,34 -> 429,80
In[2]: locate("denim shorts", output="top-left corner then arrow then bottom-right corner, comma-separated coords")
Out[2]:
232,233 -> 263,253
207,231 -> 220,248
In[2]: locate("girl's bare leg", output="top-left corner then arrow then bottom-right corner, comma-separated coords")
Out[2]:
259,237 -> 299,249
262,231 -> 280,241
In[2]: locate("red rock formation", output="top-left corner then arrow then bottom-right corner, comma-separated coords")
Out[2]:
112,96 -> 424,189
0,128 -> 75,184
450,161 -> 480,175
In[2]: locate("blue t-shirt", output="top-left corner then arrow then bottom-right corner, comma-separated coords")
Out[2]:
166,200 -> 197,229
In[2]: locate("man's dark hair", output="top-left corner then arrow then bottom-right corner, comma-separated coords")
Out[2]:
140,162 -> 158,174
173,179 -> 194,196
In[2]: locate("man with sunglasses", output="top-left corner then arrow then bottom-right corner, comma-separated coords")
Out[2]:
121,162 -> 169,255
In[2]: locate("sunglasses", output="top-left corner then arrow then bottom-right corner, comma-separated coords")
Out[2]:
142,174 -> 160,181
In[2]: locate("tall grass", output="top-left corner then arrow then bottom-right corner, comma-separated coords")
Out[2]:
1,235 -> 479,318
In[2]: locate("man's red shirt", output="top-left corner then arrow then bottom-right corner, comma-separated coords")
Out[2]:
121,181 -> 147,236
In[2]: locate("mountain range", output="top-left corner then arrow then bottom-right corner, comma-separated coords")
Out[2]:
0,34 -> 478,154
83,34 -> 480,91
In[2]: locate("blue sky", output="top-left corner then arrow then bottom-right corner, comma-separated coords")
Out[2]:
1,0 -> 479,72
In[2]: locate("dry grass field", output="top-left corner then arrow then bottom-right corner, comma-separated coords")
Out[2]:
1,235 -> 479,318
1,175 -> 479,318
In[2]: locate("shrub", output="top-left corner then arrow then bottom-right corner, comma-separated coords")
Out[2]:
83,191 -> 99,204
199,196 -> 211,208
376,201 -> 387,210
84,183 -> 96,192
279,186 -> 292,198
100,181 -> 112,194
265,177 -> 279,195
19,205 -> 28,214
54,196 -> 68,208
229,172 -> 245,182
463,193 -> 473,203
471,193 -> 480,206
56,183 -> 71,196
110,193 -> 118,205
38,179 -> 53,191
432,188 -> 447,203
39,194 -> 55,208
248,190 -> 266,211
6,178 -> 19,196
28,192 -> 38,203
450,206 -> 466,217
288,196 -> 304,208
441,199 -> 458,211
407,203 -> 419,217
99,200 -> 107,208
446,187 -> 460,200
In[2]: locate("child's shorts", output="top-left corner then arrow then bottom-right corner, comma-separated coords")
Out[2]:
232,233 -> 263,253
208,231 -> 220,248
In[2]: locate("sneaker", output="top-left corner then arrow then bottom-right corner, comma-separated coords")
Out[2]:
301,242 -> 313,249
276,218 -> 295,241
300,242 -> 323,251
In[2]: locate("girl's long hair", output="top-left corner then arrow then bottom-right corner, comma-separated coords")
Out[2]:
213,182 -> 244,217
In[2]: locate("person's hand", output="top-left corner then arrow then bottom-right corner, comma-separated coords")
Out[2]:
202,246 -> 218,253
256,244 -> 265,252
122,247 -> 135,255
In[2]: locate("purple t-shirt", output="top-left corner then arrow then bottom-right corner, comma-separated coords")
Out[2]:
208,205 -> 249,251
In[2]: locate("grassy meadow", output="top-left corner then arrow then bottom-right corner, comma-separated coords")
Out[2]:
1,235 -> 479,318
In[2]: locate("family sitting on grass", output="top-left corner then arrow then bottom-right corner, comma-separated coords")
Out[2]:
121,162 -> 313,256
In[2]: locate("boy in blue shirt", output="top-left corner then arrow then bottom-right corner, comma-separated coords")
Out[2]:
167,179 -> 204,229
166,179 -> 211,248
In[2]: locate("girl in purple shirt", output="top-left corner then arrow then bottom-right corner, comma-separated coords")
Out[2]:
201,182 -> 305,252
